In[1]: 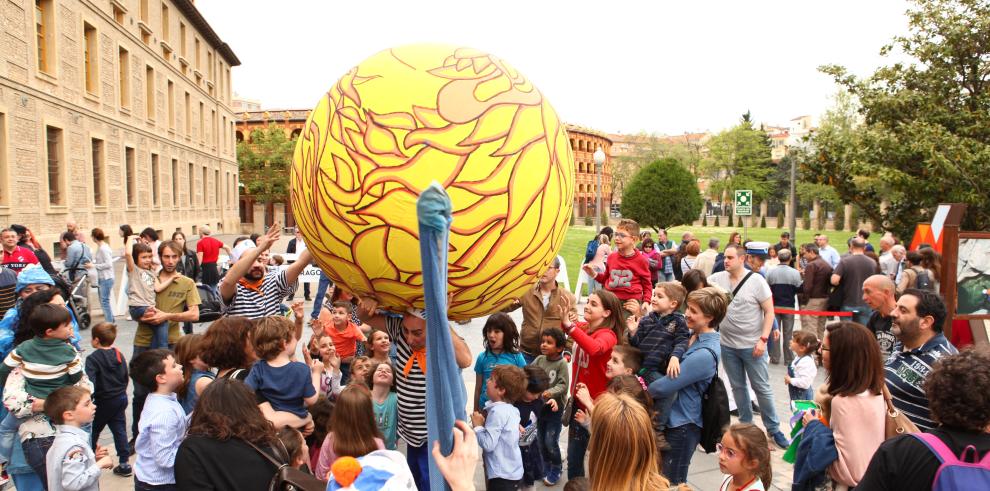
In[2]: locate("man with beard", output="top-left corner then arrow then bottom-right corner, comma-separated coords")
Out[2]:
130,240 -> 201,437
220,224 -> 311,319
506,257 -> 577,364
863,275 -> 898,358
885,288 -> 958,431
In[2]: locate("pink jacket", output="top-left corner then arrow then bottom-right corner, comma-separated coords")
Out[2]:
829,392 -> 885,486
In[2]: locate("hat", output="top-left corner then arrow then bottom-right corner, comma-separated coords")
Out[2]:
327,450 -> 415,491
15,265 -> 54,293
745,241 -> 770,258
406,308 -> 427,320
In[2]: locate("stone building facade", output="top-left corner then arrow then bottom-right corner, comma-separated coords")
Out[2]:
0,0 -> 239,250
566,124 -> 612,219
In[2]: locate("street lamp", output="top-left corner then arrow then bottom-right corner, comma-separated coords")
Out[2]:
593,147 -> 606,231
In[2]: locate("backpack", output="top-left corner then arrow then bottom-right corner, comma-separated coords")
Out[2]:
195,284 -> 223,323
245,439 -> 326,491
915,268 -> 934,290
698,347 -> 730,453
584,239 -> 599,264
911,432 -> 990,491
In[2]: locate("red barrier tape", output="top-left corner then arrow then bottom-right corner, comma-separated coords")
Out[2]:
773,308 -> 854,317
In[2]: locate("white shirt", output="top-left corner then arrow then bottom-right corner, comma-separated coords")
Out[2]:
720,475 -> 765,491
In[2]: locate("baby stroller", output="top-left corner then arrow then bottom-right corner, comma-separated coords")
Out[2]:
58,267 -> 92,331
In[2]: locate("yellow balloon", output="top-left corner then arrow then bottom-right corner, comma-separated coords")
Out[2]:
291,44 -> 574,319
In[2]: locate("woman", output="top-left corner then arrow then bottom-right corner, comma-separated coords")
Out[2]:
680,269 -> 709,294
728,231 -> 743,247
172,231 -> 200,334
679,240 -> 701,274
803,322 -> 886,488
91,228 -> 115,323
200,316 -> 257,382
897,250 -> 940,295
588,392 -> 684,491
175,379 -> 285,490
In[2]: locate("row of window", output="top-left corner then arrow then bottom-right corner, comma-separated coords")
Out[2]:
570,137 -> 607,153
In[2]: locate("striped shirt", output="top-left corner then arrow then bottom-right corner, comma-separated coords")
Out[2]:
222,269 -> 294,319
0,268 -> 15,321
884,334 -> 958,431
135,393 -> 188,485
0,337 -> 82,398
385,316 -> 428,447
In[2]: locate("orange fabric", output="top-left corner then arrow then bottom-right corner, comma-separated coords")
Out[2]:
323,321 -> 365,359
237,276 -> 263,293
403,348 -> 427,377
330,456 -> 362,486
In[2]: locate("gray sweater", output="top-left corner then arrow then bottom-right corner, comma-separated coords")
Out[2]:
532,355 -> 569,408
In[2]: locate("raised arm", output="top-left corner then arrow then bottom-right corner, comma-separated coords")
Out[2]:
284,249 -> 312,286
219,223 -> 280,302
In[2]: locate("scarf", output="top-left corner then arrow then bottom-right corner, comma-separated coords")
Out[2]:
403,347 -> 427,377
238,276 -> 264,293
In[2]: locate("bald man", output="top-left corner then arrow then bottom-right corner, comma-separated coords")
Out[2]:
863,274 -> 898,358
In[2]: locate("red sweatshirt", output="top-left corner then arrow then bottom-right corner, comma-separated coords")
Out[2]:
594,250 -> 652,303
568,321 -> 618,411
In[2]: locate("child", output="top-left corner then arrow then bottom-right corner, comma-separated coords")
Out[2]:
43,386 -> 113,491
516,365 -> 550,489
582,219 -> 652,316
574,346 -> 644,413
85,322 -> 132,477
348,356 -> 372,387
627,282 -> 690,384
471,364 -> 527,490
367,361 -> 398,450
245,316 -> 319,430
320,301 -> 367,385
130,349 -> 187,488
315,385 -> 385,479
305,396 -> 333,472
718,423 -> 771,491
575,374 -> 656,429
366,329 -> 393,366
0,304 -> 83,464
531,327 -> 569,486
124,236 -> 170,349
784,331 -> 819,401
306,333 -> 342,399
175,334 -> 215,414
276,426 -> 310,471
474,313 -> 527,412
557,289 -> 624,480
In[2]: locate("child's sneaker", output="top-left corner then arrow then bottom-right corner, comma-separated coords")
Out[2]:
543,466 -> 560,486
113,463 -> 133,477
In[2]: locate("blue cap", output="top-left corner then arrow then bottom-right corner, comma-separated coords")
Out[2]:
15,265 -> 54,293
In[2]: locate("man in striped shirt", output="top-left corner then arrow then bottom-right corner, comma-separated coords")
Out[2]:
219,224 -> 311,320
0,267 -> 15,320
886,288 -> 958,431
362,304 -> 472,491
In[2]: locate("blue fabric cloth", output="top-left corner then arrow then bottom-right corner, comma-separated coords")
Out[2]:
14,266 -> 54,293
721,344 -> 782,433
792,419 -> 838,491
180,369 -> 214,414
417,182 -> 466,491
648,331 -> 721,428
629,311 -> 690,374
243,361 -> 314,418
474,351 -> 526,407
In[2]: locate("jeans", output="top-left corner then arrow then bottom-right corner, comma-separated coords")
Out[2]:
92,394 -> 129,464
22,436 -> 54,489
720,345 -> 781,434
537,406 -> 563,469
841,305 -> 873,326
201,262 -> 220,289
657,271 -> 675,283
566,411 -> 590,479
0,411 -> 20,462
662,423 -> 701,485
97,277 -> 115,323
406,441 -> 429,491
487,478 -> 522,490
310,272 -> 332,319
130,306 -> 169,349
769,313 -> 795,365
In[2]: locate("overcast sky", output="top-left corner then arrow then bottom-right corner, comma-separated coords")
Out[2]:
196,0 -> 912,135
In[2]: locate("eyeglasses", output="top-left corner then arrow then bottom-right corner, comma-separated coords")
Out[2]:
614,232 -> 629,239
818,345 -> 830,352
716,443 -> 738,459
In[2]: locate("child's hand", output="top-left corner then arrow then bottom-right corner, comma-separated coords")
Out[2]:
575,384 -> 592,408
542,390 -> 552,400
358,297 -> 379,316
470,411 -> 485,427
568,310 -> 579,324
327,352 -> 341,370
574,409 -> 588,425
94,444 -> 109,459
301,419 -> 315,436
96,455 -> 113,469
546,399 -> 559,412
290,301 -> 304,321
519,424 -> 525,434
310,359 -> 325,375
802,408 -> 819,426
623,299 -> 640,315
666,357 -> 681,379
557,297 -> 573,329
582,264 -> 596,277
784,374 -> 792,385
626,314 -> 640,334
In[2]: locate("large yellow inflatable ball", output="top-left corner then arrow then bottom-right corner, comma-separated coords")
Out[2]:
291,44 -> 574,320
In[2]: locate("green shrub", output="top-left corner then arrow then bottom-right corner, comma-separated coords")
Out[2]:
714,215 -> 720,227
760,216 -> 767,228
802,210 -> 811,230
583,215 -> 593,226
833,205 -> 845,231
702,215 -> 708,226
736,215 -> 744,228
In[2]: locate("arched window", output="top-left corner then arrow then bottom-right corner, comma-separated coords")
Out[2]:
235,131 -> 244,143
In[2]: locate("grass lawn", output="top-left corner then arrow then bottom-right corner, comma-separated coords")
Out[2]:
558,224 -> 872,294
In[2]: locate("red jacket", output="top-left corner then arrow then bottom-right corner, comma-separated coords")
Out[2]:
568,321 -> 618,411
594,250 -> 652,303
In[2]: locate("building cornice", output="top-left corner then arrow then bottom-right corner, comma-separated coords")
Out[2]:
173,0 -> 240,66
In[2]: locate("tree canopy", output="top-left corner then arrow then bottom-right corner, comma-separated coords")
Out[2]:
702,113 -> 774,204
620,158 -> 704,231
808,0 -> 990,238
237,124 -> 296,203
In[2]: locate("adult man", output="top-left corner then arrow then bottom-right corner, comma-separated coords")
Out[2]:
773,232 -> 798,268
220,224 -> 310,319
767,249 -> 802,365
708,244 -> 790,448
890,245 -> 906,283
286,228 -> 310,302
362,303 -> 471,491
130,240 -> 201,436
831,238 -> 880,325
506,257 -> 577,363
10,225 -> 56,275
815,234 -> 841,269
863,275 -> 898,358
655,228 -> 677,282
195,225 -> 229,289
878,236 -> 896,277
60,231 -> 92,282
798,244 -> 833,339
0,229 -> 38,275
886,288 -> 958,431
694,238 -> 720,276
0,267 -> 15,320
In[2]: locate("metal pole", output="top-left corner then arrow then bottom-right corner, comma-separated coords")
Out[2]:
596,161 -> 603,231
789,156 -> 797,240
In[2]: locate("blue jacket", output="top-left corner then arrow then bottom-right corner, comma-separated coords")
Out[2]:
629,311 -> 689,374
792,419 -> 838,491
648,331 -> 720,428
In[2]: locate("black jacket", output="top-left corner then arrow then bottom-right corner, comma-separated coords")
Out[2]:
84,347 -> 129,401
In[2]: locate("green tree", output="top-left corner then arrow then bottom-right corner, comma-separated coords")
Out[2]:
702,113 -> 774,204
612,132 -> 707,198
621,158 -> 704,231
237,124 -> 297,205
810,0 -> 990,238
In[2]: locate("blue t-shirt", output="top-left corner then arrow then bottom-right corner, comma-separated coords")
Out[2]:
244,360 -> 315,418
474,351 -> 527,407
180,369 -> 215,414
373,391 -> 398,450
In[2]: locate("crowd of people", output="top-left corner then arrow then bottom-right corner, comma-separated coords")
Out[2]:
0,216 -> 985,491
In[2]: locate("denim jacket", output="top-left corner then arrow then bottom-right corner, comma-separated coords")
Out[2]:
792,419 -> 838,491
648,331 -> 720,428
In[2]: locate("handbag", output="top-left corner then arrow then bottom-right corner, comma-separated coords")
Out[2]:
244,439 -> 327,491
881,385 -> 919,439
